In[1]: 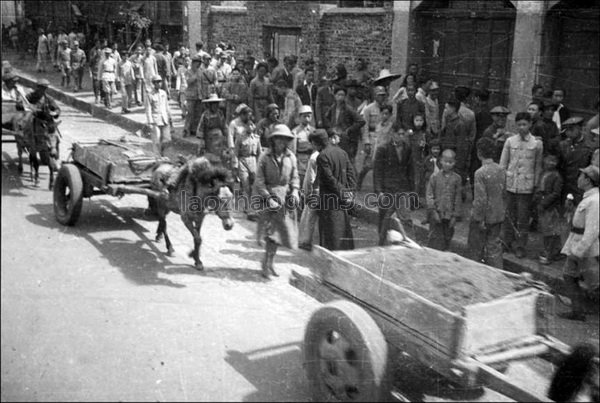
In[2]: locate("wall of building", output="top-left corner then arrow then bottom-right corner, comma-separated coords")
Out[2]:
318,7 -> 393,80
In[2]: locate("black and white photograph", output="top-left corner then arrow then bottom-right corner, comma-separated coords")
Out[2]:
1,1 -> 599,401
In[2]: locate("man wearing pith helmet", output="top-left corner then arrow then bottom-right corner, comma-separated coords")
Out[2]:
255,124 -> 300,279
145,74 -> 172,156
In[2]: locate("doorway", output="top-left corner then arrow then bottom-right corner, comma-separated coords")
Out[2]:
415,0 -> 516,107
263,26 -> 301,62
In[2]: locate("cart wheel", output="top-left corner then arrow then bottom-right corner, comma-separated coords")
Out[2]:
53,164 -> 84,226
304,300 -> 390,402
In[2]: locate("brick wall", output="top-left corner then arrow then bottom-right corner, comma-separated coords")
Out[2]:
200,1 -> 395,83
318,10 -> 393,81
204,1 -> 322,62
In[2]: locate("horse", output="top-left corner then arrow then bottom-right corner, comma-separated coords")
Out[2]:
150,157 -> 234,270
13,109 -> 60,189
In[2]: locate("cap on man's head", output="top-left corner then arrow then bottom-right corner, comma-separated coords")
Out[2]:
298,105 -> 313,115
429,81 -> 440,90
580,165 -> 599,185
490,106 -> 511,115
37,78 -> 50,87
374,86 -> 387,96
73,40 -> 79,46
103,47 -> 112,53
151,75 -> 163,82
562,116 -> 584,127
191,55 -> 203,63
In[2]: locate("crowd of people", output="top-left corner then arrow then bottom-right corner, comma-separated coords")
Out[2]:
3,27 -> 599,319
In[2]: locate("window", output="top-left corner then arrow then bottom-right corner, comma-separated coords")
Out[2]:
337,0 -> 384,7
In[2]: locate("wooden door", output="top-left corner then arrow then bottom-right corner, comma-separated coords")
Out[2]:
553,8 -> 599,115
417,8 -> 515,107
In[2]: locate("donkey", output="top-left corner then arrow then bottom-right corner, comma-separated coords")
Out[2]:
15,109 -> 60,189
150,157 -> 234,270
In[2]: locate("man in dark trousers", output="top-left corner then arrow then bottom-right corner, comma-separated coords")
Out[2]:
323,85 -> 365,163
373,127 -> 414,245
315,130 -> 356,251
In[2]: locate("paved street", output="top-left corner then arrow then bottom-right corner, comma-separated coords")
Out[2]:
1,102 -> 598,402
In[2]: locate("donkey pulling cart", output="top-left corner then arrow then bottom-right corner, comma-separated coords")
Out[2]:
53,139 -> 168,226
291,240 -> 590,402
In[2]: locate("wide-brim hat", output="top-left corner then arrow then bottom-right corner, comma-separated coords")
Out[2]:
561,116 -> 585,133
268,124 -> 295,140
202,93 -> 225,103
428,81 -> 440,90
151,74 -> 163,82
372,69 -> 402,87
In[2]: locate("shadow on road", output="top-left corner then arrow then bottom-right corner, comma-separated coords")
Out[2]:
225,342 -> 310,402
24,200 -> 193,288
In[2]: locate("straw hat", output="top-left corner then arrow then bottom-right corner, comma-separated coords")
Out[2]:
202,93 -> 225,103
372,69 -> 403,87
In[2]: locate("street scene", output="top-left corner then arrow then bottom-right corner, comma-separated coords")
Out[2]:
2,1 -> 599,402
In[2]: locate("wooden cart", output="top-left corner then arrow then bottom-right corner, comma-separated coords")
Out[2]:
53,139 -> 168,226
291,242 -> 573,402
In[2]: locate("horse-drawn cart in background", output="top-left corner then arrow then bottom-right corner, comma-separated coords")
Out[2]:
53,139 -> 169,226
290,240 -> 587,402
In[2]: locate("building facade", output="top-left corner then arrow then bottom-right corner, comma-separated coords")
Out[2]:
187,0 -> 598,117
20,0 -> 599,116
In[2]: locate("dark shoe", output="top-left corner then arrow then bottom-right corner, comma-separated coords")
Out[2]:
299,243 -> 312,252
557,311 -> 586,322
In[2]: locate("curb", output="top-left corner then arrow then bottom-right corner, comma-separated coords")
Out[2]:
15,67 -> 568,294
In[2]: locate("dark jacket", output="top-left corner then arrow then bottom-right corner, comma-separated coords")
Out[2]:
440,114 -> 470,177
373,138 -> 413,194
558,136 -> 593,201
316,144 -> 356,201
296,82 -> 317,109
395,97 -> 425,130
532,118 -> 560,156
324,102 -> 366,142
536,169 -> 563,211
315,85 -> 335,128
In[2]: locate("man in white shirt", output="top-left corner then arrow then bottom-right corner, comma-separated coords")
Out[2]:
146,75 -> 173,156
97,48 -> 117,109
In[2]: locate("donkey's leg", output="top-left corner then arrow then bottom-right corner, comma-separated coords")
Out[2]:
182,214 -> 204,270
163,219 -> 174,256
30,152 -> 40,185
16,144 -> 24,174
48,162 -> 54,190
155,217 -> 165,242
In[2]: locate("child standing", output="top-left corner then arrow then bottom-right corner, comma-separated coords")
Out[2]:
407,113 -> 428,201
426,148 -> 462,251
535,154 -> 564,265
467,137 -> 506,268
